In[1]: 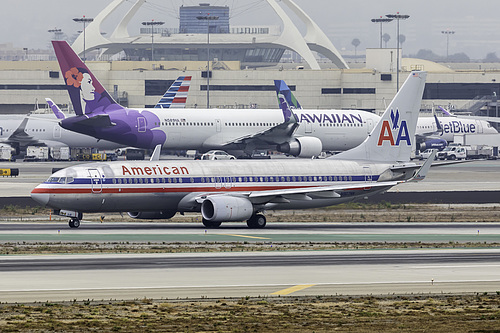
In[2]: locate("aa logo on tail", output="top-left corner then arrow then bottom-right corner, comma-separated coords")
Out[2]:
377,109 -> 411,146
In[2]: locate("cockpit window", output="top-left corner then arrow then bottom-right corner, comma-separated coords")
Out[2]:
47,177 -> 74,184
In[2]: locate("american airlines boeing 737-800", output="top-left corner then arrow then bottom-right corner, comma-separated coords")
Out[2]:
31,71 -> 431,229
50,41 -> 380,158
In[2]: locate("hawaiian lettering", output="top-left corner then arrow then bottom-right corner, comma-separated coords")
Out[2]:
298,113 -> 363,124
122,165 -> 189,176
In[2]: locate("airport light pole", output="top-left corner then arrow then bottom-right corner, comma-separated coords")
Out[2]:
197,14 -> 219,108
141,20 -> 165,61
73,16 -> 94,63
371,17 -> 393,48
386,13 -> 410,92
441,29 -> 455,60
48,28 -> 64,41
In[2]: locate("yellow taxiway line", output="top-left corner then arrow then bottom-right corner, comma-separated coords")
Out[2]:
215,234 -> 271,240
271,284 -> 316,295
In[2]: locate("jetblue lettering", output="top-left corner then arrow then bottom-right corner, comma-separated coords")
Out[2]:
440,120 -> 476,136
298,113 -> 363,124
122,165 -> 189,176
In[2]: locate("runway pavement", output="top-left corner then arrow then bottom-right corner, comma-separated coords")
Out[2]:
1,249 -> 499,303
0,222 -> 499,243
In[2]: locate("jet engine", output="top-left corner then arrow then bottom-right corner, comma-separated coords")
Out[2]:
418,138 -> 447,152
127,210 -> 176,220
277,136 -> 322,158
201,196 -> 253,222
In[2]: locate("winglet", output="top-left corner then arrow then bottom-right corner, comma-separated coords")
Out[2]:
409,150 -> 436,182
274,80 -> 302,109
45,98 -> 65,120
434,114 -> 443,134
154,76 -> 192,109
149,144 -> 162,161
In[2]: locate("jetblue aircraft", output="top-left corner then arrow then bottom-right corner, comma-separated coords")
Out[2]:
50,41 -> 380,158
31,71 -> 431,229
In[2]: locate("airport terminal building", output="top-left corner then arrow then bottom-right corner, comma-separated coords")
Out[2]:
0,1 -> 499,119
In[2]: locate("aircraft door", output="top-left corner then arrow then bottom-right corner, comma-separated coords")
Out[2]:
224,176 -> 232,189
53,125 -> 61,139
363,166 -> 373,189
137,117 -> 146,133
88,168 -> 103,193
476,120 -> 484,134
367,119 -> 374,133
305,121 -> 313,134
216,119 -> 221,132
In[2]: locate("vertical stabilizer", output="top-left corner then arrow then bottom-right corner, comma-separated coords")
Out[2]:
154,76 -> 192,108
52,41 -> 123,116
332,71 -> 427,162
274,80 -> 302,109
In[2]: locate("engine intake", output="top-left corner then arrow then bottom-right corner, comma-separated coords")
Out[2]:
201,196 -> 253,222
277,136 -> 322,158
127,210 -> 176,220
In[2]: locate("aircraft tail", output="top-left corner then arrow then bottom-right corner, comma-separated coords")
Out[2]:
52,41 -> 123,116
331,71 -> 427,162
274,80 -> 302,109
154,76 -> 192,108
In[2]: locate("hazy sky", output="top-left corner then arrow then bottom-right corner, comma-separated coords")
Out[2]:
1,0 -> 500,59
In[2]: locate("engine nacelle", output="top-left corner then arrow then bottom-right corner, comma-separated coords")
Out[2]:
277,136 -> 322,158
201,196 -> 253,222
127,210 -> 176,220
418,138 -> 447,152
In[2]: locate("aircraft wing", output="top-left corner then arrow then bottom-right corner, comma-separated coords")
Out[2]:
66,114 -> 116,128
416,114 -> 443,139
408,150 -> 436,182
246,181 -> 398,202
221,93 -> 299,147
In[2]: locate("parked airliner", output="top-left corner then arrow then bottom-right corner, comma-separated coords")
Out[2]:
31,71 -> 431,229
0,77 -> 192,158
50,41 -> 380,158
274,80 -> 498,152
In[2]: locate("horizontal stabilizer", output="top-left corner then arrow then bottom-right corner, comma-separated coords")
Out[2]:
72,115 -> 115,128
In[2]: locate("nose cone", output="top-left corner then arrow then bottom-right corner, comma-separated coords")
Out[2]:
31,186 -> 50,206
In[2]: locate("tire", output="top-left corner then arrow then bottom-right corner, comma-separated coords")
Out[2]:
247,214 -> 266,229
202,219 -> 222,228
448,155 -> 456,160
69,218 -> 80,228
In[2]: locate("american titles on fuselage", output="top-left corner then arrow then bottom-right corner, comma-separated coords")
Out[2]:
122,165 -> 189,176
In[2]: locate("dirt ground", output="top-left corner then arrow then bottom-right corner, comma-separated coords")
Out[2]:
0,294 -> 499,332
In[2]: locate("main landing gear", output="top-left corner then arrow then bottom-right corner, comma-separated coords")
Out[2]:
246,214 -> 266,229
68,218 -> 81,228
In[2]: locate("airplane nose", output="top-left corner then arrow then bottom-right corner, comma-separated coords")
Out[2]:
31,188 -> 50,206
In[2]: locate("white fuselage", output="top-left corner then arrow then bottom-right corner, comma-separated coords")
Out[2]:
0,114 -> 121,150
31,159 -> 394,213
416,116 -> 498,142
146,108 -> 379,152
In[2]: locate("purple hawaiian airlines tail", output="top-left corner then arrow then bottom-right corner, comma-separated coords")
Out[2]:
52,41 -> 123,116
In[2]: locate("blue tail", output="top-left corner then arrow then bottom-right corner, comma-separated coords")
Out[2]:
154,76 -> 192,108
274,80 -> 302,109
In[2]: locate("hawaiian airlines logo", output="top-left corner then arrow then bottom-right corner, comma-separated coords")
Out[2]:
377,109 -> 411,146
